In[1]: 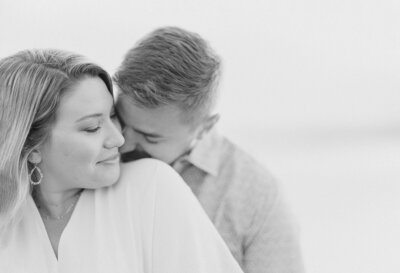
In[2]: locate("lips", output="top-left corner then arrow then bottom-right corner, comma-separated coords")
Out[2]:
98,154 -> 120,164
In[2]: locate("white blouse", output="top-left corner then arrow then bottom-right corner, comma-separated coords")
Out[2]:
0,159 -> 243,273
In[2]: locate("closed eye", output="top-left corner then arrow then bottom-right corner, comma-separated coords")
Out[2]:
144,136 -> 159,144
85,126 -> 101,133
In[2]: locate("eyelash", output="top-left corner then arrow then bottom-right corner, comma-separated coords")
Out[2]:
85,126 -> 100,133
85,113 -> 116,133
144,137 -> 159,144
110,112 -> 118,120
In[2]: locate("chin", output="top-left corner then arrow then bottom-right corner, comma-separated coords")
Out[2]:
93,165 -> 121,188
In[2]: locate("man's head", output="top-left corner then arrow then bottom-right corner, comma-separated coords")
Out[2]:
114,26 -> 221,164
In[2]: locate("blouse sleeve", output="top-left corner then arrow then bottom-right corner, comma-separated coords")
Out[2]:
150,161 -> 243,273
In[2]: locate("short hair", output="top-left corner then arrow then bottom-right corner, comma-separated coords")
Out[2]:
0,49 -> 112,229
114,26 -> 221,125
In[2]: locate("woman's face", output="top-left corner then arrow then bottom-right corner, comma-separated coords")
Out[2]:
37,76 -> 125,192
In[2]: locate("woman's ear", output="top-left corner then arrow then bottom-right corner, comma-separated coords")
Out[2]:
28,150 -> 42,165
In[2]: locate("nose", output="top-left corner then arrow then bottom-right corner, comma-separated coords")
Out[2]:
119,127 -> 139,153
104,121 -> 125,149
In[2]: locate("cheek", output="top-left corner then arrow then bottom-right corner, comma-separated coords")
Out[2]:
56,137 -> 99,171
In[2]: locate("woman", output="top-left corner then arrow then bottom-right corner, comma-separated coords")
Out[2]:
0,49 -> 243,272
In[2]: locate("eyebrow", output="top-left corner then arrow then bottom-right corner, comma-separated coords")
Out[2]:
75,113 -> 103,123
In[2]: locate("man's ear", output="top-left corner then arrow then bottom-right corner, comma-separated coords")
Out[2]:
28,150 -> 42,165
197,114 -> 220,140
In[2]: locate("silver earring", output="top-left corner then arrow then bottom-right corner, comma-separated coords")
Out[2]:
29,164 -> 43,186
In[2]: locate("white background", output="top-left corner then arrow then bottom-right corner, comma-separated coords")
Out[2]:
1,0 -> 399,272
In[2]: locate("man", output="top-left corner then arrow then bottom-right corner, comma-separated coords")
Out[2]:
114,26 -> 304,273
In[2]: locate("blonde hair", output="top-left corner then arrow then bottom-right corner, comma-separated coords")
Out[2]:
0,49 -> 112,229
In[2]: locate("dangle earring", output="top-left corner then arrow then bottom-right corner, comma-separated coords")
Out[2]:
29,164 -> 43,186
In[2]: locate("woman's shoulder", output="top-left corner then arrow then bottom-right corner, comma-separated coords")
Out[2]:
120,158 -> 178,182
119,158 -> 160,181
117,158 -> 183,197
120,158 -> 170,177
97,159 -> 178,224
116,159 -> 189,238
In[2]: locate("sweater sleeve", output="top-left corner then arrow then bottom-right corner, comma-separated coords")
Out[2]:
150,161 -> 243,273
243,180 -> 305,273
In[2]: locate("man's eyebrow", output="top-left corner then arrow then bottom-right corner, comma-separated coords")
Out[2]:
75,113 -> 103,123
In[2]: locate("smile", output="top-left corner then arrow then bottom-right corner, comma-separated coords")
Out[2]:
98,154 -> 120,164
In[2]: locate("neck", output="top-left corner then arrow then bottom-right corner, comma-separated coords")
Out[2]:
32,187 -> 82,220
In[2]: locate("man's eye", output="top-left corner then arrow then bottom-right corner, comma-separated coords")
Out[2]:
145,137 -> 159,144
110,112 -> 118,120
